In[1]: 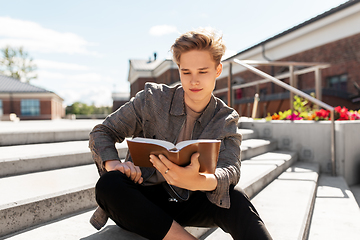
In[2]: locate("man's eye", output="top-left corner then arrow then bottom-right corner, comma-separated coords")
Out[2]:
183,72 -> 190,75
199,72 -> 207,74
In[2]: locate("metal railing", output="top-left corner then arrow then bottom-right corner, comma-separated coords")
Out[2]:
232,59 -> 336,176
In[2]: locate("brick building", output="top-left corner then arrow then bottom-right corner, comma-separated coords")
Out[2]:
128,0 -> 360,116
112,91 -> 130,112
128,57 -> 180,97
217,0 -> 360,117
0,74 -> 64,120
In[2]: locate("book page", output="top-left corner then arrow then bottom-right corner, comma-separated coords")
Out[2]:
129,137 -> 175,150
175,139 -> 221,150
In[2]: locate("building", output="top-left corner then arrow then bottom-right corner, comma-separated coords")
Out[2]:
218,0 -> 360,117
0,74 -> 64,120
112,91 -> 130,112
128,55 -> 180,98
127,0 -> 360,116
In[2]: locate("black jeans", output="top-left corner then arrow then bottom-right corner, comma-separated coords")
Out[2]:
95,171 -> 273,240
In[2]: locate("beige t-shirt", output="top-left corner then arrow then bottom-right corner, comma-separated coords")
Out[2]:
145,104 -> 203,185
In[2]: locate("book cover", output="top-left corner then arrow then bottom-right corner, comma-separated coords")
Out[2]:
126,137 -> 221,174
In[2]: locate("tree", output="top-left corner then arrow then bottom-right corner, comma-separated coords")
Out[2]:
0,46 -> 37,82
66,102 -> 111,115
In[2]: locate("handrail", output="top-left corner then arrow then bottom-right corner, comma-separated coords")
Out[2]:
233,59 -> 336,176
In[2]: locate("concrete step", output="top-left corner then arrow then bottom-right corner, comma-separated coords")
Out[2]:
240,138 -> 277,160
0,119 -> 102,146
0,150 -> 298,239
0,164 -> 99,237
204,162 -> 320,240
0,138 -> 274,178
0,141 -> 128,177
237,128 -> 258,140
307,175 -> 360,239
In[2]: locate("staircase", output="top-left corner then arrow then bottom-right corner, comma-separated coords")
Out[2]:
0,119 -> 359,240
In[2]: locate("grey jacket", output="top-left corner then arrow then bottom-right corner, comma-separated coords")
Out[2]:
89,82 -> 242,209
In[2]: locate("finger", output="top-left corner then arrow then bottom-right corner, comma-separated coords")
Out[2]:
190,153 -> 200,166
115,164 -> 125,174
122,163 -> 133,179
125,162 -> 138,181
158,154 -> 175,171
151,154 -> 170,175
134,165 -> 143,183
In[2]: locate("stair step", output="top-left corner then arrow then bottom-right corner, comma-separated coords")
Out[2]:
0,164 -> 99,237
240,138 -> 277,160
241,150 -> 297,198
0,141 -> 128,177
237,128 -> 258,140
252,162 -> 319,240
0,120 -> 102,146
0,138 -> 273,178
0,150 -> 298,239
307,175 -> 360,239
207,162 -> 319,240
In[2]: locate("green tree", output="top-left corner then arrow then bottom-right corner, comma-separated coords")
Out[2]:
0,46 -> 37,82
66,102 -> 111,115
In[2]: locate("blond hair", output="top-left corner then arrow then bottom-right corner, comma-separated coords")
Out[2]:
170,28 -> 226,67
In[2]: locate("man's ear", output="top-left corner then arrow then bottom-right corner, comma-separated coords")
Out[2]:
216,63 -> 223,78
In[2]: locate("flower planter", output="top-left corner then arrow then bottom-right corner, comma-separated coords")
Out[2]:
240,118 -> 360,186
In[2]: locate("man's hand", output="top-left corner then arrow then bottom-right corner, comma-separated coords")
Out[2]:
149,153 -> 217,191
105,160 -> 143,184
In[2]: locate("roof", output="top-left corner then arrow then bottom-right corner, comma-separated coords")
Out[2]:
130,59 -> 164,71
0,74 -> 51,93
224,0 -> 360,61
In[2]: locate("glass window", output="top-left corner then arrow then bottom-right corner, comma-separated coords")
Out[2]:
0,100 -> 3,116
21,99 -> 40,116
327,74 -> 347,91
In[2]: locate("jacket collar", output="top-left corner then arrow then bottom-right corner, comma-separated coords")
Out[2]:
170,86 -> 186,116
170,85 -> 217,127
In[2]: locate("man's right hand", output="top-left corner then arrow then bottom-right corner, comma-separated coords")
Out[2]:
105,160 -> 143,184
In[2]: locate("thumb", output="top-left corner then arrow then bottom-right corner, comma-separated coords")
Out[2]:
190,153 -> 200,169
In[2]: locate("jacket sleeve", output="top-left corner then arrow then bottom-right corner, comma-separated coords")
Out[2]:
206,110 -> 242,208
89,90 -> 146,176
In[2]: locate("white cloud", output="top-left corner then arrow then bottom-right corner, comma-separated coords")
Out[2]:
36,70 -> 113,83
34,59 -> 89,70
0,16 -> 98,55
149,25 -> 178,36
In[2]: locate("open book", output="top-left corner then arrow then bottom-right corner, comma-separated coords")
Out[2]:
126,137 -> 221,174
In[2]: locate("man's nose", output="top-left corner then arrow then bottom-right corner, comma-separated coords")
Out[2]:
190,76 -> 199,85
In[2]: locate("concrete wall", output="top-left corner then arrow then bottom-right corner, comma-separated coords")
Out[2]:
240,119 -> 360,186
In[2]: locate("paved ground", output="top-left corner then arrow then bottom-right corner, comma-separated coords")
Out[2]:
0,119 -> 103,133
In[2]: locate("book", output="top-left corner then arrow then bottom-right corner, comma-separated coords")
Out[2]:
126,137 -> 221,174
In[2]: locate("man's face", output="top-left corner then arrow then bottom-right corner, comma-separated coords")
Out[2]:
179,50 -> 222,112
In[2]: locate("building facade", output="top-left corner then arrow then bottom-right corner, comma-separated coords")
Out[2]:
0,75 -> 64,120
217,0 -> 360,117
128,57 -> 180,97
127,0 -> 360,117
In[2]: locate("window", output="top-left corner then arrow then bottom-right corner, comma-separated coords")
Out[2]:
21,99 -> 40,116
0,100 -> 3,116
327,74 -> 347,91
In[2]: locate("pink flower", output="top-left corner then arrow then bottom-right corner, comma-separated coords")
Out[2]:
286,113 -> 303,120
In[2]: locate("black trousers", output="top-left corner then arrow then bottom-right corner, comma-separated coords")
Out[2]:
95,171 -> 273,240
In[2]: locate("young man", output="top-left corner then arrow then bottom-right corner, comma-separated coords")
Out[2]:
89,28 -> 272,240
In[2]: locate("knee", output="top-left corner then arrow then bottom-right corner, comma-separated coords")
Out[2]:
95,171 -> 128,197
229,186 -> 253,209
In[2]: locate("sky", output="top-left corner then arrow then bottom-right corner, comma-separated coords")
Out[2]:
0,0 -> 350,107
